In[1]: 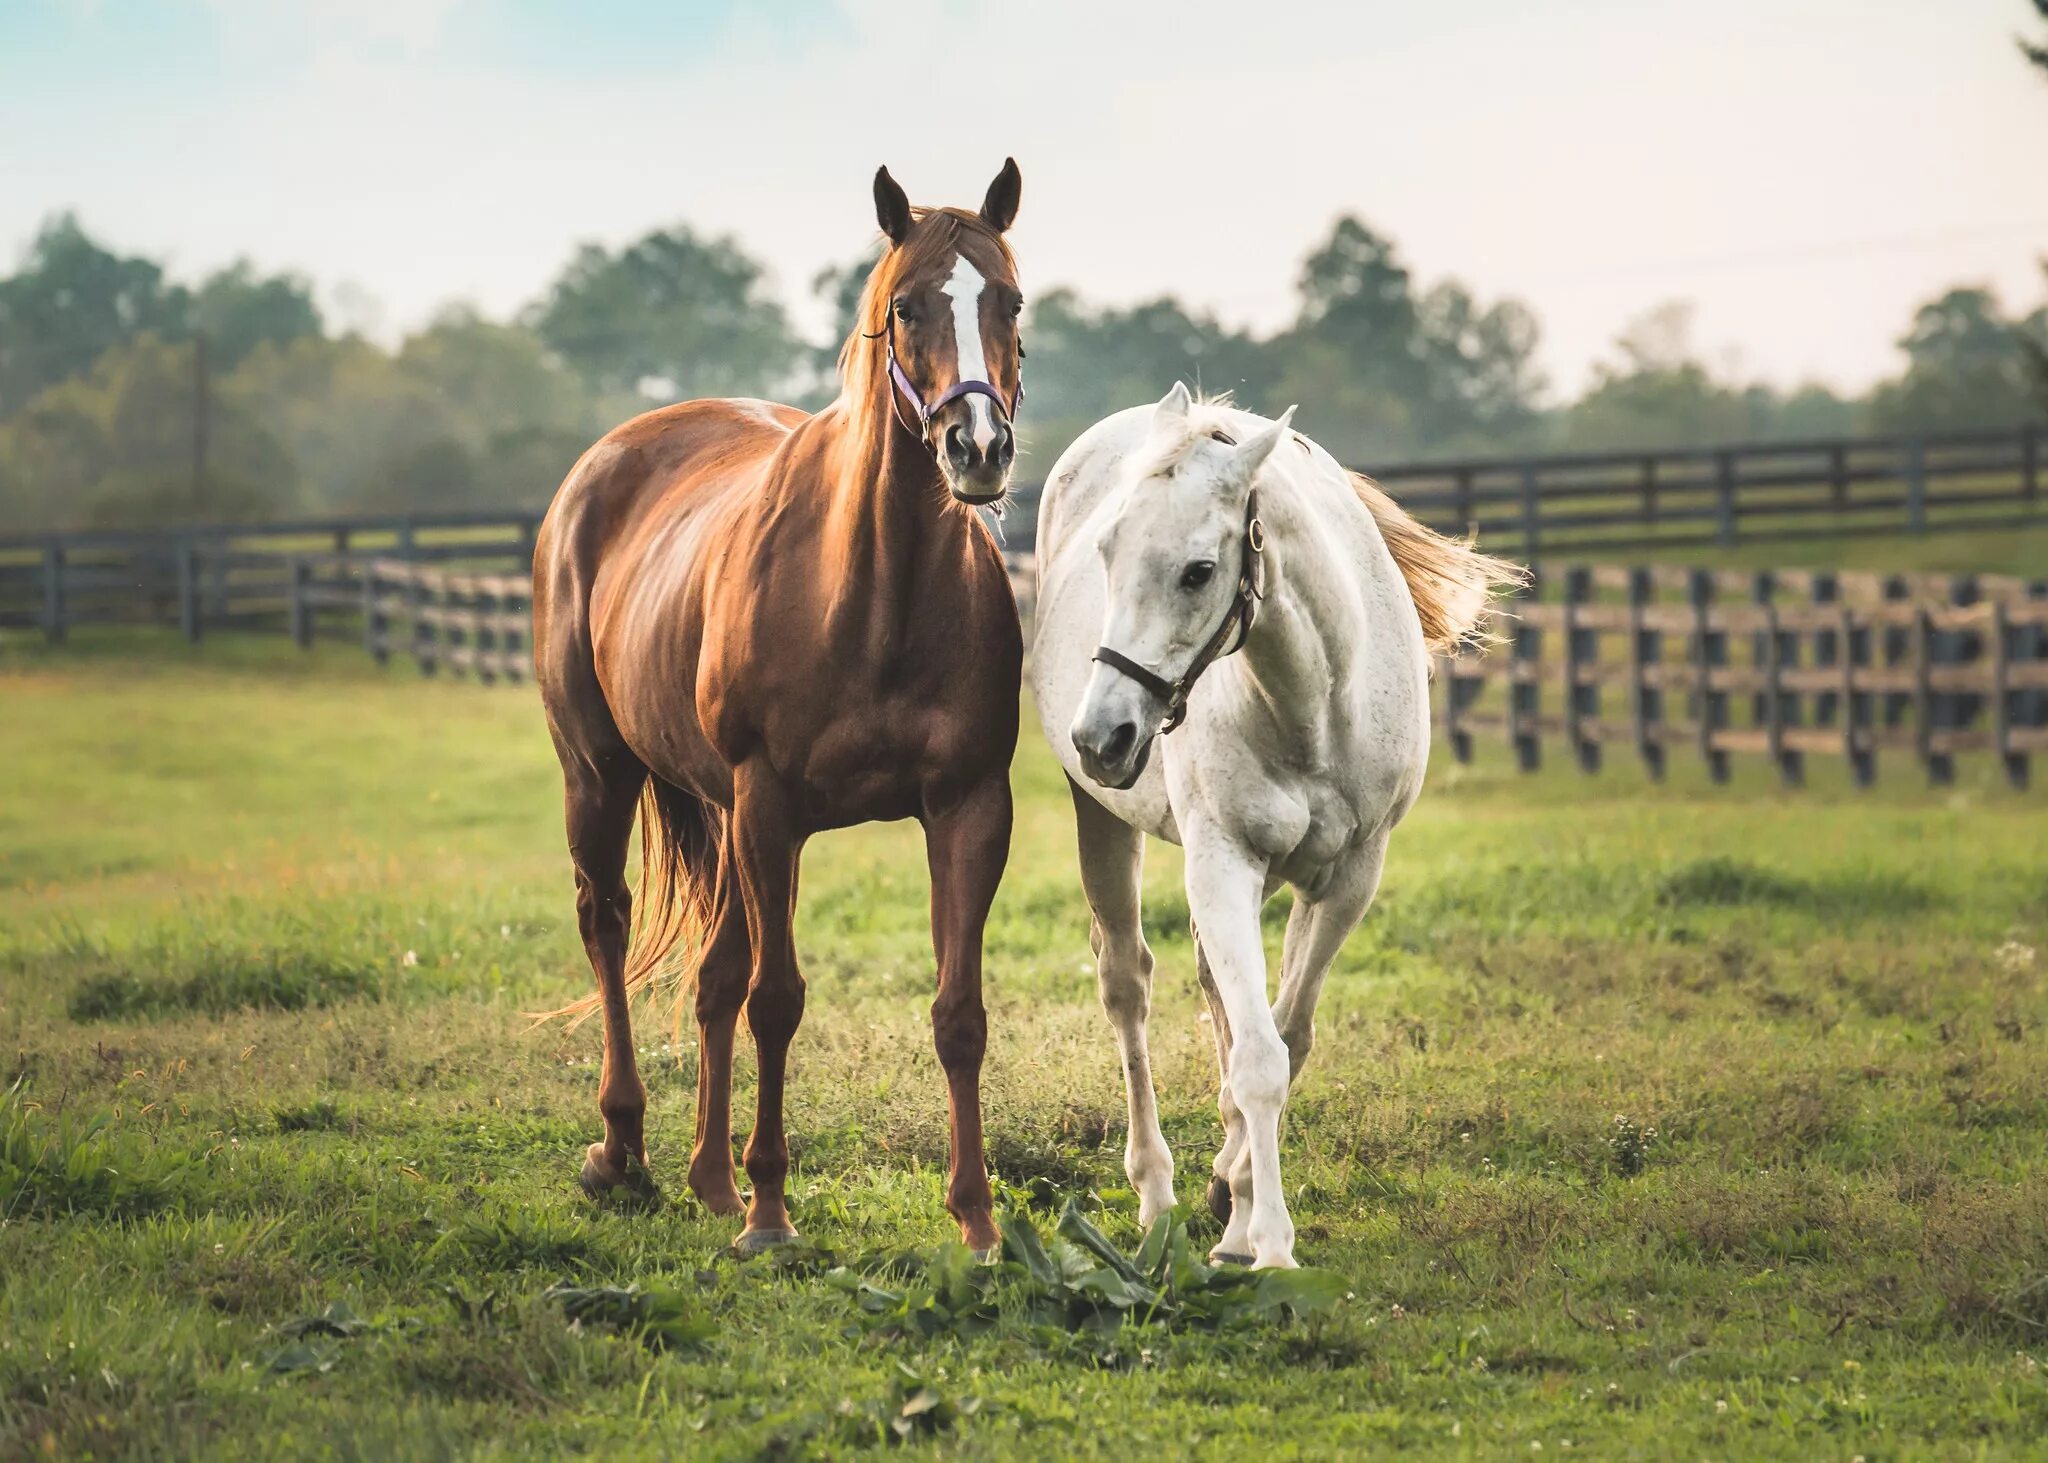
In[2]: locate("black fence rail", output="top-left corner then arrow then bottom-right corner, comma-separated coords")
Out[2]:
1442,566 -> 2048,789
1375,426 -> 2044,557
0,510 -> 541,642
5,427 -> 2043,643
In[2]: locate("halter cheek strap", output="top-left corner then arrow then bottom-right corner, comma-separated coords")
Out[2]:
883,307 -> 1024,443
1091,486 -> 1267,735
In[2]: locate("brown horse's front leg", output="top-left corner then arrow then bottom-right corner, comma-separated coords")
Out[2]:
730,763 -> 807,1253
924,775 -> 1012,1256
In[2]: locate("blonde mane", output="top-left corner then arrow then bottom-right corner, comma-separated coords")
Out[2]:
1149,394 -> 1526,655
832,206 -> 1017,471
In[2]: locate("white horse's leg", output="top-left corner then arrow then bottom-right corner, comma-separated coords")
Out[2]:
1069,780 -> 1175,1226
1194,936 -> 1245,1224
1183,829 -> 1295,1268
1271,837 -> 1388,1081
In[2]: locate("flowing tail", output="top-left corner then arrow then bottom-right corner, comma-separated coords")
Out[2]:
1348,471 -> 1528,653
546,779 -> 728,1030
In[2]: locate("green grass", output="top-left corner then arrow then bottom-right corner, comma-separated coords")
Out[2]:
2,632 -> 2046,1458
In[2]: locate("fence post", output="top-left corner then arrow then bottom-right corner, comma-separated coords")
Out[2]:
177,538 -> 202,643
288,557 -> 312,650
1628,566 -> 1664,780
1841,603 -> 1874,788
1640,456 -> 1659,530
1912,605 -> 1939,786
1829,443 -> 1849,510
1905,439 -> 1927,533
1881,575 -> 1911,728
41,541 -> 65,644
1988,598 -> 2023,790
2014,578 -> 2048,789
1690,568 -> 1729,782
1518,466 -> 1541,559
2022,425 -> 2038,506
361,563 -> 388,665
1812,572 -> 1840,728
1507,565 -> 1542,772
1714,450 -> 1737,547
1564,565 -> 1599,772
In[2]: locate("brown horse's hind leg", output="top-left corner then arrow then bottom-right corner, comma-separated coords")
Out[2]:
686,862 -> 749,1217
923,775 -> 1010,1256
567,759 -> 657,1199
730,762 -> 806,1252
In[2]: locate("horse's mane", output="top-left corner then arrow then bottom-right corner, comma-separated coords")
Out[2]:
832,207 -> 1016,470
1159,394 -> 1527,655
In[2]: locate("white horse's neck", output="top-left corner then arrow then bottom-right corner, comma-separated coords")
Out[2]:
1209,454 -> 1392,759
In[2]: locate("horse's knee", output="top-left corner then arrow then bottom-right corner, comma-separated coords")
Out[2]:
574,874 -> 630,942
1278,1017 -> 1315,1079
744,971 -> 805,1044
1227,1028 -> 1289,1115
1095,941 -> 1154,1025
931,990 -> 987,1073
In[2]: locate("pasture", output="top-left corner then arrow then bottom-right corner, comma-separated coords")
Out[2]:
3,635 -> 2046,1458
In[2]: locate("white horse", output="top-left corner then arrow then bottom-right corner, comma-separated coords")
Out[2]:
1030,384 -> 1519,1269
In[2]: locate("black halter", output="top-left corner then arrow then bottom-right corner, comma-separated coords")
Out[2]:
1091,485 -> 1267,734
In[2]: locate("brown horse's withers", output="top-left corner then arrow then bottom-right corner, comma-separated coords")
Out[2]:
532,162 -> 1026,1254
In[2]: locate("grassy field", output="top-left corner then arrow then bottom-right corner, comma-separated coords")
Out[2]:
2,634 -> 2046,1459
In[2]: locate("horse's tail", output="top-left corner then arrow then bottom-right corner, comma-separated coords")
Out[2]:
1348,471 -> 1528,654
547,779 -> 728,1031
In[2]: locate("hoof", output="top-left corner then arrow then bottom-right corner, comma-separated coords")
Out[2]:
580,1143 -> 657,1202
969,1245 -> 999,1264
1209,1248 -> 1255,1267
1206,1175 -> 1233,1225
688,1182 -> 747,1219
732,1226 -> 800,1256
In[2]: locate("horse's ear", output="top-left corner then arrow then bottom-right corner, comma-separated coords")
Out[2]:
979,158 -> 1022,233
1152,381 -> 1193,434
874,166 -> 913,245
1233,406 -> 1297,480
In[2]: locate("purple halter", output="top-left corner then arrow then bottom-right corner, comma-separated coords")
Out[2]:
883,307 -> 1023,440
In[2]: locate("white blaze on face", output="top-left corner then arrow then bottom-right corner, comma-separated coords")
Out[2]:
942,252 -> 999,456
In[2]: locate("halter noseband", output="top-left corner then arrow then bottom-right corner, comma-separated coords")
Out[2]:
1092,484 -> 1267,735
881,304 -> 1023,444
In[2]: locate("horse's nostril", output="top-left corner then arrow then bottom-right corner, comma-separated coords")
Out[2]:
945,424 -> 973,467
991,425 -> 1015,469
1103,721 -> 1137,764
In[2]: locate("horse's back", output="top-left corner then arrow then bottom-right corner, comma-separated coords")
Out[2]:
533,397 -> 804,774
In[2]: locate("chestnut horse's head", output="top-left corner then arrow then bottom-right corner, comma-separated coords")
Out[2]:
849,160 -> 1024,505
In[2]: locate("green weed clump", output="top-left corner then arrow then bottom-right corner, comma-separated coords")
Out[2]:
67,950 -> 383,1022
0,1080 -> 191,1219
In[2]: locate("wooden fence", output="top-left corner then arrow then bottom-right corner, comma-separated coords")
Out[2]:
1441,567 -> 2048,789
5,426 -> 2044,641
180,550 -> 2048,792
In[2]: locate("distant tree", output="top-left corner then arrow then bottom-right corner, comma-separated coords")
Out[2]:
1288,216 -> 1428,407
0,332 -> 293,528
2023,0 -> 2048,73
189,261 -> 323,374
1274,216 -> 1544,460
1560,303 -> 1761,450
528,226 -> 802,401
1412,281 -> 1546,445
0,213 -> 191,416
1015,288 -> 1272,462
1867,286 -> 2047,432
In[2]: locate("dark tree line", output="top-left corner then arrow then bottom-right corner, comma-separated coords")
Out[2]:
0,201 -> 2043,533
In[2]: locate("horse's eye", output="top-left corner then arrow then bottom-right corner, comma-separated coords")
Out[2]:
1010,301 -> 1023,319
893,300 -> 917,324
1180,561 -> 1216,591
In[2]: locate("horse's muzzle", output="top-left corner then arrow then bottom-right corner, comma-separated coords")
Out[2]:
1073,715 -> 1155,791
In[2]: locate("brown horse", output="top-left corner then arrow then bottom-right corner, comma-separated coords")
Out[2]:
532,161 -> 1026,1254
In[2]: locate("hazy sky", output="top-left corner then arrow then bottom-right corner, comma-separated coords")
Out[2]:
3,0 -> 2044,398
